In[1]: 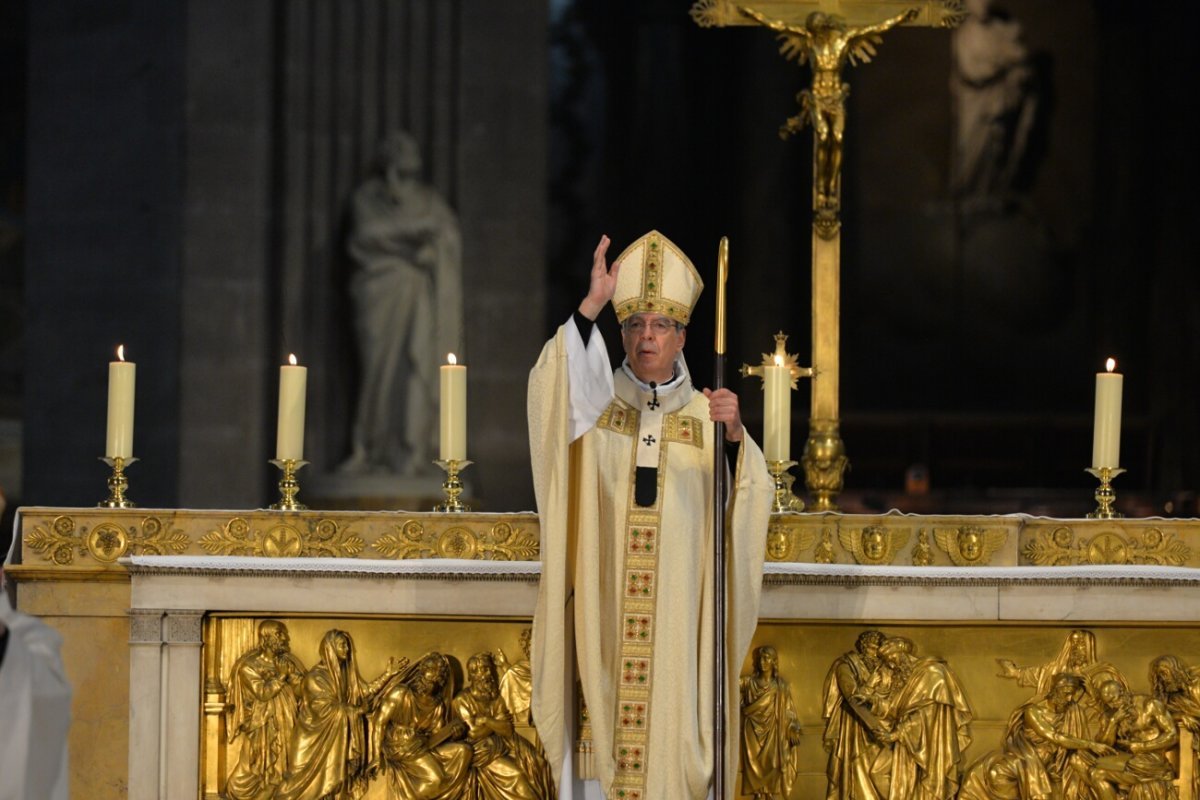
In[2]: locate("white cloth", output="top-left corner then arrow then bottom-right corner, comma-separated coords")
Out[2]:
0,592 -> 71,800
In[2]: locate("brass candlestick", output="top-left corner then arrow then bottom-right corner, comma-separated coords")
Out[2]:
99,456 -> 137,508
434,459 -> 472,512
767,460 -> 804,513
269,459 -> 308,511
1085,467 -> 1125,519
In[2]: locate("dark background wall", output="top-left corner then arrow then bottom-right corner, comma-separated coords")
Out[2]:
547,0 -> 1200,513
1,0 -> 1197,555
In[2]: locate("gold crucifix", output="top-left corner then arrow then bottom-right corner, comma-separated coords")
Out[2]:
693,0 -> 961,510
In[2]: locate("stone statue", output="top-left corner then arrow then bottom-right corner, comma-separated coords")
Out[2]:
225,620 -> 306,800
340,131 -> 463,476
274,629 -> 405,800
495,629 -> 533,727
951,0 -> 1038,205
872,636 -> 973,800
371,652 -> 472,798
740,5 -> 918,213
452,652 -> 556,799
739,645 -> 802,800
1089,679 -> 1177,800
959,672 -> 1115,800
822,630 -> 889,800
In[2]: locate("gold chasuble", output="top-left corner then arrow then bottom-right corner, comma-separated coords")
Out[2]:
529,231 -> 772,800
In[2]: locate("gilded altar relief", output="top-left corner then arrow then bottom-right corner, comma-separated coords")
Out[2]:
743,623 -> 1200,799
202,616 -> 553,800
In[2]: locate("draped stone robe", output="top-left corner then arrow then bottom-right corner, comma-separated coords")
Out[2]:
529,318 -> 773,799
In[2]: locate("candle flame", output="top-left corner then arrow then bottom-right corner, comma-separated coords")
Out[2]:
288,353 -> 298,366
774,355 -> 784,367
1106,357 -> 1116,373
448,353 -> 457,365
116,344 -> 125,362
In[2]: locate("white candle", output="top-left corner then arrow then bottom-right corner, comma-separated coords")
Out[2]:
276,354 -> 307,461
763,357 -> 791,462
1091,357 -> 1123,470
106,345 -> 136,459
440,353 -> 467,461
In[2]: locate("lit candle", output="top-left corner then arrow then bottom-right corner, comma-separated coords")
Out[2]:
440,353 -> 467,461
1091,357 -> 1123,470
763,356 -> 791,462
106,345 -> 136,459
276,354 -> 307,461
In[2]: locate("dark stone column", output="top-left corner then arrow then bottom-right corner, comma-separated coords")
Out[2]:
25,2 -> 187,507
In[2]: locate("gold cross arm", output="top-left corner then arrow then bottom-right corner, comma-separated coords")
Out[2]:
740,331 -> 813,387
691,0 -> 963,28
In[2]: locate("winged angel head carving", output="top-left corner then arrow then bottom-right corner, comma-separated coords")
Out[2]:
840,525 -> 910,565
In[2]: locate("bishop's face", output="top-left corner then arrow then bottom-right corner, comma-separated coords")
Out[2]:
621,313 -> 686,385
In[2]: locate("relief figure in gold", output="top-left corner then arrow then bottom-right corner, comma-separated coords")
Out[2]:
739,645 -> 802,800
1088,680 -> 1177,800
739,5 -> 918,212
998,629 -> 1128,735
495,629 -> 533,727
226,620 -> 306,800
274,629 -> 406,800
452,652 -> 556,800
371,652 -> 471,798
871,637 -> 973,800
959,673 -> 1115,800
822,630 -> 888,800
1150,654 -> 1200,798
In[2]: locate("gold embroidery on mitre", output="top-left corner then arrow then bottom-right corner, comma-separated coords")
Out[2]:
610,230 -> 704,326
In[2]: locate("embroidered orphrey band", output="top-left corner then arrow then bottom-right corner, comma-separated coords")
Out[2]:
609,439 -> 666,800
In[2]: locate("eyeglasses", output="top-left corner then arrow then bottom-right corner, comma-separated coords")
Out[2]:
622,317 -> 680,336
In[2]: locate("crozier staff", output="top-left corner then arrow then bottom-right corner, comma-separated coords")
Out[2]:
528,230 -> 774,799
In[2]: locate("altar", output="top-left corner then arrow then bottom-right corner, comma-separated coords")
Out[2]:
9,506 -> 1200,800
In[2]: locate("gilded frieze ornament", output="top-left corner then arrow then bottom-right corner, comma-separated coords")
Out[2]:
934,525 -> 1007,566
24,514 -> 189,565
814,527 -> 836,563
765,521 -> 816,562
372,519 -> 540,561
911,529 -> 933,566
198,517 -> 365,558
840,525 -> 909,565
1021,526 -> 1191,567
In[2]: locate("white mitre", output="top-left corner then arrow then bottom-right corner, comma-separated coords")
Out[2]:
611,229 -> 704,325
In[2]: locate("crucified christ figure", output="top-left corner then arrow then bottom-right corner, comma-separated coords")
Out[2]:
740,6 -> 917,212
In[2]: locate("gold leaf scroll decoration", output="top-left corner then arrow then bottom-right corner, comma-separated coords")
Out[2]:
1022,526 -> 1191,567
199,517 -> 364,558
25,515 -> 189,565
372,520 -> 540,561
24,515 -> 82,565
